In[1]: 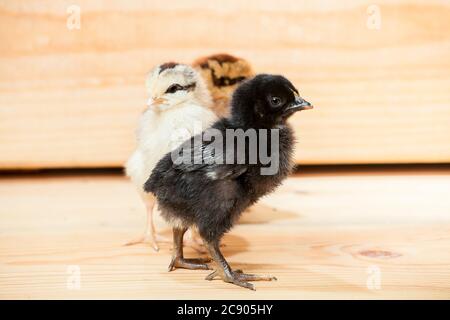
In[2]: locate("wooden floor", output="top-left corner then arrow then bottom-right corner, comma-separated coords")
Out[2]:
1,168 -> 449,299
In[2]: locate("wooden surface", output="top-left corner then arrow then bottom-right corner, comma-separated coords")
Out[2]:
1,0 -> 450,169
0,169 -> 449,299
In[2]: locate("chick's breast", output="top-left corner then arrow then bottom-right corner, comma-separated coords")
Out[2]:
126,104 -> 217,195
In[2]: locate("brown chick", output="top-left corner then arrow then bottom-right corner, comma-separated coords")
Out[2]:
192,53 -> 254,118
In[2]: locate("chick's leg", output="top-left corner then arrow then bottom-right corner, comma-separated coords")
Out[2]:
125,198 -> 169,251
204,240 -> 277,291
183,228 -> 225,253
168,227 -> 212,271
183,228 -> 206,253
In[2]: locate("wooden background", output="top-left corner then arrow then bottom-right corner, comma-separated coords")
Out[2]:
2,170 -> 449,299
0,0 -> 449,169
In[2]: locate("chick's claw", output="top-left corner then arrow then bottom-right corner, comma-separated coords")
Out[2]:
205,269 -> 276,291
232,279 -> 255,291
234,271 -> 277,282
168,257 -> 212,271
124,233 -> 170,252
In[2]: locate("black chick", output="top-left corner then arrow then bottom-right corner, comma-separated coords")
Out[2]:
144,74 -> 313,290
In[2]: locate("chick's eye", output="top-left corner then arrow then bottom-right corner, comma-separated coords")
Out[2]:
165,84 -> 182,94
271,96 -> 282,107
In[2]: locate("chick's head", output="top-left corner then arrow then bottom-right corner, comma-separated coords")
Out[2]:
193,54 -> 254,117
146,62 -> 212,112
231,74 -> 313,127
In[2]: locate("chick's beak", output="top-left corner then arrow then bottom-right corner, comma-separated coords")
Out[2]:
294,97 -> 313,110
147,97 -> 166,107
284,97 -> 314,115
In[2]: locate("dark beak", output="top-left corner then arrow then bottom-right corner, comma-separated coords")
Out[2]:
284,97 -> 314,115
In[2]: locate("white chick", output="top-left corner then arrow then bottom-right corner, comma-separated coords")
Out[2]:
125,62 -> 218,251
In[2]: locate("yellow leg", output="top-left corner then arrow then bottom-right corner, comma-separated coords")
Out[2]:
125,198 -> 170,251
183,228 -> 207,253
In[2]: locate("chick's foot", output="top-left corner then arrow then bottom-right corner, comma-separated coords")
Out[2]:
205,269 -> 277,291
168,256 -> 212,271
124,232 -> 170,251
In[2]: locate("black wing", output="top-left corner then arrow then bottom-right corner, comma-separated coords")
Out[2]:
172,133 -> 248,180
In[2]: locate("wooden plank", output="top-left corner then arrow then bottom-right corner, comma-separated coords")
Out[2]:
0,170 -> 449,299
0,0 -> 449,168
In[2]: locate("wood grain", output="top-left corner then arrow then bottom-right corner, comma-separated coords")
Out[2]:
0,0 -> 449,168
0,170 -> 449,299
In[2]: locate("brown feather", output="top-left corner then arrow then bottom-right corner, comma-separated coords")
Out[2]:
193,53 -> 254,118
